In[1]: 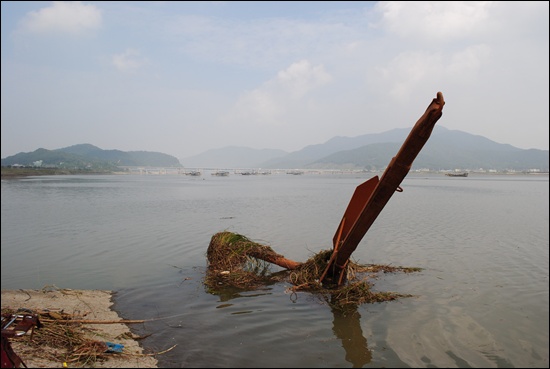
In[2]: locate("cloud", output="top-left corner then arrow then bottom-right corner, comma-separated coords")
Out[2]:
112,49 -> 147,73
374,1 -> 494,41
19,1 -> 102,35
164,14 -> 356,69
379,51 -> 444,102
276,60 -> 333,99
228,60 -> 332,125
371,43 -> 491,103
447,44 -> 491,79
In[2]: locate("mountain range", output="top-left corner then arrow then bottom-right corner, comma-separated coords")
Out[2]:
2,126 -> 548,172
180,126 -> 549,171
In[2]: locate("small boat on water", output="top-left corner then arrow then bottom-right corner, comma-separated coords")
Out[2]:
445,172 -> 468,177
211,170 -> 229,176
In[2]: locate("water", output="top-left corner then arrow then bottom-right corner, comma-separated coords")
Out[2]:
2,172 -> 548,368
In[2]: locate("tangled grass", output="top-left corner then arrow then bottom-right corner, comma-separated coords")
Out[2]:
205,231 -> 422,309
205,231 -> 285,290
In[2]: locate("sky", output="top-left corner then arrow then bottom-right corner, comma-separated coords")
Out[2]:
1,1 -> 549,160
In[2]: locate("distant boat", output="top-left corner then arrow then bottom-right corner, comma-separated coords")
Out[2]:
445,172 -> 468,177
211,170 -> 229,176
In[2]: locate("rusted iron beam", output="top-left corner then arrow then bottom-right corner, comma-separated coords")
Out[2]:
321,92 -> 445,285
248,251 -> 302,270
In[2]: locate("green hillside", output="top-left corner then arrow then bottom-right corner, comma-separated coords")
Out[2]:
1,144 -> 182,170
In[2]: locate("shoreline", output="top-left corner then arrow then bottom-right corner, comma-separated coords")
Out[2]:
1,288 -> 158,368
2,167 -> 549,179
1,168 -> 114,179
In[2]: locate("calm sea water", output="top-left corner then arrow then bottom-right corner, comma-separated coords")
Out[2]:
1,172 -> 548,368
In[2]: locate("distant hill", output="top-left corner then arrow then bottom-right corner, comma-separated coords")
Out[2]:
179,146 -> 288,168
57,144 -> 182,167
260,127 -> 412,169
179,126 -> 548,171
302,126 -> 549,171
3,127 -> 548,172
1,144 -> 182,169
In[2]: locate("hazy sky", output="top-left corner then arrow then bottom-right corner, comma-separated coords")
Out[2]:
1,1 -> 549,160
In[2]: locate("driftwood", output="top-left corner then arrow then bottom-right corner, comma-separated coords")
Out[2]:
40,319 -> 146,324
246,250 -> 302,270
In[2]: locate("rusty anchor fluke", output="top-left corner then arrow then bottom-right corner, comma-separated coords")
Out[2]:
320,92 -> 445,286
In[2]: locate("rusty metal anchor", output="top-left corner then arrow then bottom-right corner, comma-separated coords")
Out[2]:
320,92 -> 445,286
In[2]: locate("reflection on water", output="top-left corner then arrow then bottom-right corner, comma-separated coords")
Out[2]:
208,283 -> 373,368
330,302 -> 372,368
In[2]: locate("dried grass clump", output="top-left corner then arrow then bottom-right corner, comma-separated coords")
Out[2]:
205,231 -> 284,290
287,250 -> 414,308
205,231 -> 421,307
286,249 -> 331,289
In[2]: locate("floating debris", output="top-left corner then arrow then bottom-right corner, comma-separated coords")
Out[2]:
205,231 -> 421,309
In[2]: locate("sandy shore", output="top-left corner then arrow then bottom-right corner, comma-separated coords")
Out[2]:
1,288 -> 158,368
